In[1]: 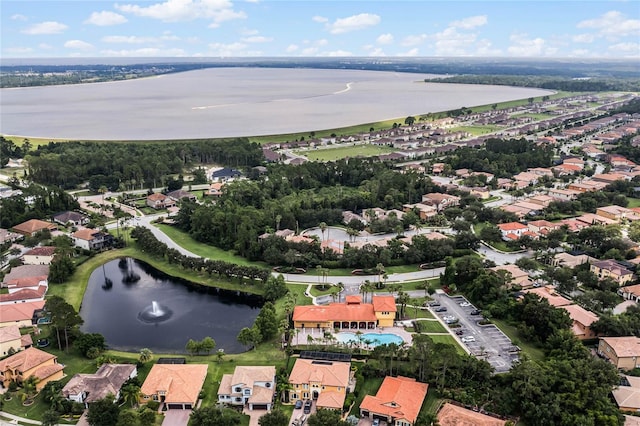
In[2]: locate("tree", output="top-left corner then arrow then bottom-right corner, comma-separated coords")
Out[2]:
139,348 -> 153,363
190,406 -> 243,426
45,295 -> 83,351
138,407 -> 156,426
201,336 -> 216,354
74,333 -> 106,358
41,409 -> 61,426
87,395 -> 120,426
258,409 -> 288,426
255,302 -> 278,341
404,116 -> 416,126
238,326 -> 261,349
186,339 -> 202,356
308,409 -> 350,426
319,222 -> 328,241
48,255 -> 76,284
116,410 -> 138,426
120,382 -> 141,407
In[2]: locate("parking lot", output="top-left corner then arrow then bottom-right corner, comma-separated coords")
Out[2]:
430,293 -> 519,373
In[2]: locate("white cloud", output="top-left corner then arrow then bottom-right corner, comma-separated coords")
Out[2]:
22,21 -> 68,35
102,35 -> 154,44
376,33 -> 394,45
366,47 -> 386,56
507,33 -> 546,56
240,28 -> 259,36
312,15 -> 328,23
206,41 -> 263,56
326,50 -> 352,57
397,48 -> 419,57
100,47 -> 188,56
326,13 -> 380,35
401,34 -> 427,47
572,33 -> 595,43
11,14 -> 28,21
65,40 -> 94,50
116,0 -> 246,26
569,49 -> 593,57
450,15 -> 487,30
475,39 -> 501,56
286,44 -> 298,53
241,35 -> 273,43
84,11 -> 128,26
577,10 -> 640,38
39,43 -> 53,50
609,42 -> 640,56
434,27 -> 477,56
301,47 -> 318,56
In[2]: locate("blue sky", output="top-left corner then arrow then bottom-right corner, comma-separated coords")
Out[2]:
1,0 -> 639,59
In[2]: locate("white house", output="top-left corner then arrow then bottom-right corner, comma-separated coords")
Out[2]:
218,366 -> 276,411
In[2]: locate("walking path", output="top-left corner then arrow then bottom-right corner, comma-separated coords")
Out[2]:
0,411 -> 41,425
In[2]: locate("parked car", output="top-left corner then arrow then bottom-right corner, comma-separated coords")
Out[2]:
455,329 -> 464,335
461,336 -> 476,343
470,309 -> 482,315
303,399 -> 312,414
435,306 -> 447,312
429,301 -> 440,307
294,400 -> 303,409
373,419 -> 380,426
459,302 -> 471,307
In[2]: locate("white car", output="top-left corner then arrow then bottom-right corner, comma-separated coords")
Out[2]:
461,336 -> 476,343
459,302 -> 471,307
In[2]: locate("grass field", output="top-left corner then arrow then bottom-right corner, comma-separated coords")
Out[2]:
627,198 -> 640,208
416,320 -> 447,333
427,334 -> 466,355
296,144 -> 396,161
450,124 -> 501,135
491,318 -> 545,362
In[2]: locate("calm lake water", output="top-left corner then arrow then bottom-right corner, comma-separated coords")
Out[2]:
0,68 -> 552,140
79,258 -> 263,354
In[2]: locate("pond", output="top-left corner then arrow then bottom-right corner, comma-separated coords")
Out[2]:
79,258 -> 263,354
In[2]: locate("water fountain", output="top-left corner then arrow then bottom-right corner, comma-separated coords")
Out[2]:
138,300 -> 173,324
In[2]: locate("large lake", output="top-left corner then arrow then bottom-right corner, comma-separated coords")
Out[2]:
79,258 -> 263,354
0,68 -> 552,140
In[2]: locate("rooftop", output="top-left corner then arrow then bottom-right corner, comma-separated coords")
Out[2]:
360,376 -> 428,424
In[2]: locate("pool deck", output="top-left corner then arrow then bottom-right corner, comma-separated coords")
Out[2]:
292,326 -> 413,348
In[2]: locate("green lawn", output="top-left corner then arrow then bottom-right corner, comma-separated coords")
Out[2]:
426,335 -> 466,355
627,198 -> 640,208
350,376 -> 383,416
450,125 -> 501,135
491,318 -> 545,362
308,284 -> 340,297
298,144 -> 396,162
155,224 -> 264,266
416,320 -> 447,333
422,388 -> 443,416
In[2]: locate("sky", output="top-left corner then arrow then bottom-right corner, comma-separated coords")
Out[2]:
1,0 -> 639,59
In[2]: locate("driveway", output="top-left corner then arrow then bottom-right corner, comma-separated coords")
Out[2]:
162,409 -> 192,426
243,408 -> 269,426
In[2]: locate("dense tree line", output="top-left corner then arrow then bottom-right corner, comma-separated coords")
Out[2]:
0,184 -> 79,228
26,139 -> 262,189
445,138 -> 554,177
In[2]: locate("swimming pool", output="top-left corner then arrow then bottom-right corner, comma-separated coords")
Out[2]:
335,332 -> 404,347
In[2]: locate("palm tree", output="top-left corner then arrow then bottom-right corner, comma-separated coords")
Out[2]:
139,348 -> 153,363
275,214 -> 282,231
319,222 -> 327,241
121,382 -> 141,407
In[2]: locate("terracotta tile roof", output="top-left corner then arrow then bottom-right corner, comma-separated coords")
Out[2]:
293,303 -> 378,323
248,386 -> 275,405
141,364 -> 208,405
6,276 -> 47,288
73,228 -> 101,241
0,347 -> 56,372
24,246 -> 56,257
592,259 -> 633,276
0,324 -> 21,343
3,265 -> 50,281
360,376 -> 428,424
601,336 -> 640,358
147,193 -> 168,201
225,366 -> 275,398
437,403 -> 506,426
0,285 -> 47,303
317,391 -> 346,409
498,222 -> 528,231
0,300 -> 45,323
522,287 -> 572,307
21,334 -> 33,348
561,304 -> 599,327
12,219 -> 56,235
621,284 -> 640,298
372,295 -> 397,313
34,363 -> 64,381
288,359 -> 350,389
613,376 -> 640,410
491,264 -> 528,279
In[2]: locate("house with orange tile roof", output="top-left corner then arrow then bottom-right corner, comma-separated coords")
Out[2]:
0,324 -> 32,357
11,219 -> 57,237
205,182 -> 225,197
0,301 -> 45,328
72,228 -> 114,251
292,295 -> 396,331
560,304 -> 600,340
421,193 -> 460,212
0,284 -> 47,305
489,264 -> 531,288
596,205 -> 640,222
497,222 -> 528,240
612,375 -> 640,412
598,336 -> 640,370
140,363 -> 208,410
620,284 -> 640,302
0,347 -> 64,391
288,358 -> 350,410
551,252 -> 594,268
359,376 -> 428,426
218,365 -> 276,411
590,259 -> 634,286
437,402 -> 506,426
146,193 -> 176,210
22,246 -> 56,265
522,286 -> 572,307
